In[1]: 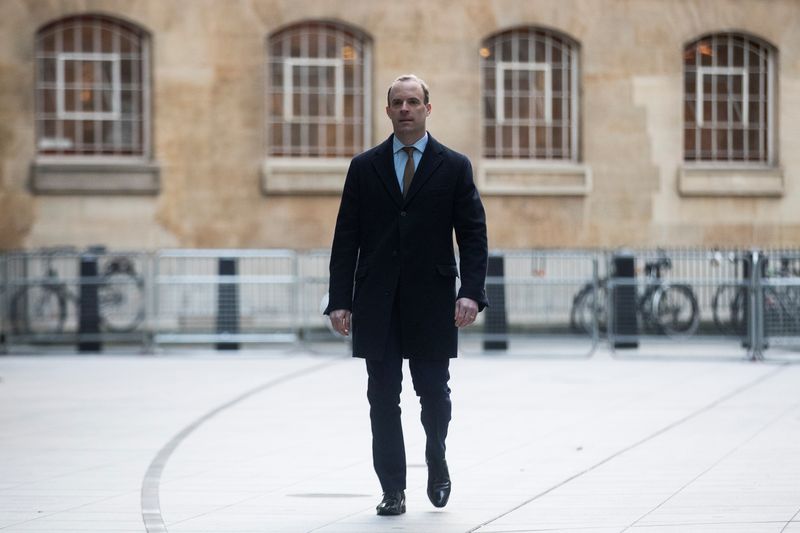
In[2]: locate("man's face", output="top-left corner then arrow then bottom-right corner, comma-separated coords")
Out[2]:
385,79 -> 431,140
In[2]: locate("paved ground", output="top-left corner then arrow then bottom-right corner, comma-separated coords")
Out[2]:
1,345 -> 799,533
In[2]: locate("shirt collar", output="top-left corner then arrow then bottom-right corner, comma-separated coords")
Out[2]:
393,132 -> 428,154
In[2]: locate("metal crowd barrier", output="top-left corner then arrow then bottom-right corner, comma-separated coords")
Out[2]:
1,246 -> 149,350
0,247 -> 798,359
460,250 -> 601,357
605,248 -> 755,359
0,252 -> 7,354
297,249 -> 340,342
152,249 -> 299,346
759,250 -> 800,358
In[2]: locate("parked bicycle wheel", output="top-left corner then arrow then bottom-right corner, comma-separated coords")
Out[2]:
711,284 -> 747,336
651,284 -> 699,337
569,283 -> 593,333
98,259 -> 144,332
569,282 -> 607,336
10,285 -> 67,335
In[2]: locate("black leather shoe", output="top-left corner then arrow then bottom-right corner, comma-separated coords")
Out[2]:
376,490 -> 406,516
427,460 -> 451,508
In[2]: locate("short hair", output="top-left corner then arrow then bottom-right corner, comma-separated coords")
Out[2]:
387,74 -> 430,105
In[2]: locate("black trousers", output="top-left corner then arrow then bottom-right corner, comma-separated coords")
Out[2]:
365,301 -> 452,492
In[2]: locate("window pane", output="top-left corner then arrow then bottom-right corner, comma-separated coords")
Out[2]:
42,89 -> 56,113
703,100 -> 712,123
101,120 -> 117,146
747,128 -> 760,153
292,94 -> 301,116
503,96 -> 513,119
484,95 -> 496,120
732,129 -> 744,159
518,96 -> 529,118
552,127 -> 562,150
80,25 -> 93,52
684,129 -> 696,157
64,89 -> 79,112
552,70 -> 562,92
717,101 -> 728,122
62,26 -> 76,52
267,22 -> 369,157
65,60 -> 77,84
748,101 -> 759,124
715,41 -> 729,66
83,121 -> 96,144
517,38 -> 529,61
41,58 -> 56,83
101,28 -> 113,50
485,126 -> 495,151
41,32 -> 56,52
699,41 -> 712,66
552,98 -> 561,120
551,45 -> 562,64
63,120 -> 77,145
749,73 -> 761,95
684,100 -> 695,123
482,28 -> 577,160
100,89 -> 115,113
717,128 -> 728,152
36,15 -> 147,156
534,97 -> 546,121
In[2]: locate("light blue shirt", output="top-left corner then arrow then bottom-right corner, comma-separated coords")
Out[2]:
392,133 -> 428,192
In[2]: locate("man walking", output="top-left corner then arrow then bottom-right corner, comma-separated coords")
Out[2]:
325,74 -> 488,515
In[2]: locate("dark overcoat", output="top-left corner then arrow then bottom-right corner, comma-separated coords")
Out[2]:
325,133 -> 488,360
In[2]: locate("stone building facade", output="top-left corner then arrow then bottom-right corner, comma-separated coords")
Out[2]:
1,0 -> 798,250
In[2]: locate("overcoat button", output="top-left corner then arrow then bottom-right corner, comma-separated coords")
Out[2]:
400,211 -> 407,217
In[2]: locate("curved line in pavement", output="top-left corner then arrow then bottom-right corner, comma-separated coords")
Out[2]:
140,359 -> 341,533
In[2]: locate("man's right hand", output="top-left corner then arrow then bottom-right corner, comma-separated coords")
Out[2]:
329,309 -> 352,336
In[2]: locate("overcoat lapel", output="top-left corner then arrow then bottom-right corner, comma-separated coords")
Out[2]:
403,135 -> 444,205
370,136 -> 403,208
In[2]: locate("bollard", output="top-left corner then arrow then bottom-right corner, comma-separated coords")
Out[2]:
216,257 -> 240,350
742,251 -> 767,354
611,251 -> 638,349
78,251 -> 102,352
483,254 -> 507,351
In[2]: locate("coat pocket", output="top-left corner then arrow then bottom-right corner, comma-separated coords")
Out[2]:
436,264 -> 459,278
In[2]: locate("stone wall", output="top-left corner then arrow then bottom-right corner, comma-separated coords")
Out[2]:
1,0 -> 798,250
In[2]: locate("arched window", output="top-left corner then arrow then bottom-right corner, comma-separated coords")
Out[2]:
35,14 -> 150,157
481,27 -> 579,161
267,21 -> 371,158
684,33 -> 775,164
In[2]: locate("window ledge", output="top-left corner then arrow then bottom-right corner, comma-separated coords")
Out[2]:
261,157 -> 350,195
478,160 -> 592,196
678,165 -> 783,197
30,158 -> 160,195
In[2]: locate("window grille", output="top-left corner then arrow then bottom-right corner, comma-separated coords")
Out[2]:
268,22 -> 370,158
684,33 -> 775,164
481,28 -> 579,160
35,15 -> 150,156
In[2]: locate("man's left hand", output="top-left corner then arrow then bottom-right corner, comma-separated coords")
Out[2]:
454,297 -> 479,328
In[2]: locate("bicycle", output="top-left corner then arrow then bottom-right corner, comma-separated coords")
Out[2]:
711,253 -> 800,337
9,248 -> 145,336
710,251 -> 748,336
570,251 -> 700,337
762,256 -> 800,337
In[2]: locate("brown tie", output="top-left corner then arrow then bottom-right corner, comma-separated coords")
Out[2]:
402,146 -> 415,197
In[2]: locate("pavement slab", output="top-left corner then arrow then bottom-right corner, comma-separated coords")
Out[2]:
0,349 -> 798,533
